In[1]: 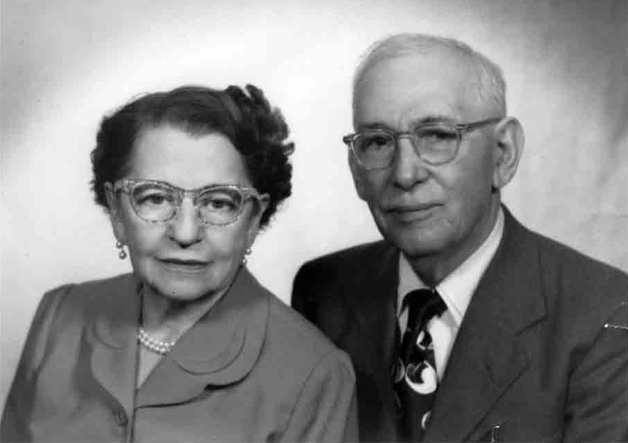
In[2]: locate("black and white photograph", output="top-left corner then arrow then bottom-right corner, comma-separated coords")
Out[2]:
1,0 -> 626,441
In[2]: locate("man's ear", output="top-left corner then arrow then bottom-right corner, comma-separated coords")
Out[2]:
245,194 -> 270,249
492,117 -> 524,190
348,151 -> 369,201
104,182 -> 127,244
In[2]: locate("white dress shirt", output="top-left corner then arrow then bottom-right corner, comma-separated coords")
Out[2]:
397,208 -> 505,379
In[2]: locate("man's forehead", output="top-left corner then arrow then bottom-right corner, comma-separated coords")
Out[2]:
359,50 -> 477,92
353,52 -> 481,125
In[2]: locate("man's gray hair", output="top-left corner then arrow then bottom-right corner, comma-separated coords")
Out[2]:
353,33 -> 507,117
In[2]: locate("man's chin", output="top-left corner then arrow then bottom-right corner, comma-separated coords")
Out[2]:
377,220 -> 446,258
384,230 -> 443,258
397,241 -> 443,260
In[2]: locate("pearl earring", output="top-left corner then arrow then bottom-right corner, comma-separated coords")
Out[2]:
116,240 -> 127,260
242,248 -> 252,265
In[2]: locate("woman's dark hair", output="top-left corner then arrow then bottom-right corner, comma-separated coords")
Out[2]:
90,84 -> 294,228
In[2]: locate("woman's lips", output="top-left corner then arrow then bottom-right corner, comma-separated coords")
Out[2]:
159,258 -> 209,272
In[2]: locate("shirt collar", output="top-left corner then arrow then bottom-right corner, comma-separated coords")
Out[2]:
397,207 -> 505,326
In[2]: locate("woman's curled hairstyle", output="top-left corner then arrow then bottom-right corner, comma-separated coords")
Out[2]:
91,84 -> 294,228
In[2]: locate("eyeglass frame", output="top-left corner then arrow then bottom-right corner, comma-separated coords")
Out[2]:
108,178 -> 265,227
342,117 -> 502,170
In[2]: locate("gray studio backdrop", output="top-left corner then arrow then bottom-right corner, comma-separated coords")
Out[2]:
1,0 -> 626,407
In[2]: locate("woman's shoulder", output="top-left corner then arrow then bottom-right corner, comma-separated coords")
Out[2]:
45,273 -> 135,297
41,273 -> 137,317
237,269 -> 348,364
16,274 -> 138,371
262,291 -> 354,376
52,272 -> 134,291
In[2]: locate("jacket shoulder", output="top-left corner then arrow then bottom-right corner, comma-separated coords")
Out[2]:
40,274 -> 136,324
300,240 -> 393,272
258,292 -> 357,442
294,241 -> 395,294
266,293 -> 353,373
291,241 -> 397,338
292,240 -> 391,301
45,273 -> 135,299
533,231 -> 627,293
521,228 -> 628,333
503,209 -> 627,300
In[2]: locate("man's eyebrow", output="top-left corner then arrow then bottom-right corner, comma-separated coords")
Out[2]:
356,122 -> 391,131
415,115 -> 457,125
357,116 -> 458,131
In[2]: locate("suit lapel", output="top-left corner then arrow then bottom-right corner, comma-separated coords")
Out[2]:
135,268 -> 268,408
85,274 -> 141,416
424,208 -> 547,441
349,243 -> 398,377
345,243 -> 401,440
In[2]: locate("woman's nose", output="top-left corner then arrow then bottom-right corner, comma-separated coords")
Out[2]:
168,199 -> 203,246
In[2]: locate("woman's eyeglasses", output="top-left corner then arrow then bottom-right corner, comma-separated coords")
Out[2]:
110,179 -> 263,227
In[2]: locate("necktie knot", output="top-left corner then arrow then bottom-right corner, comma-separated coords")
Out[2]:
398,288 -> 447,369
403,288 -> 447,334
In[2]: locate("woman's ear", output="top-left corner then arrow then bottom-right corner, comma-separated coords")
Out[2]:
492,117 -> 524,190
245,194 -> 270,248
104,182 -> 127,244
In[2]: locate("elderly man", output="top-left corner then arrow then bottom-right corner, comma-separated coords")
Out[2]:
292,34 -> 627,442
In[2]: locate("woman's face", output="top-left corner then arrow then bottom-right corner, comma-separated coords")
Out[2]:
107,125 -> 267,303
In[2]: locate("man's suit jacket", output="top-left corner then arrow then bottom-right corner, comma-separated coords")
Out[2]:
292,208 -> 627,442
1,268 -> 357,442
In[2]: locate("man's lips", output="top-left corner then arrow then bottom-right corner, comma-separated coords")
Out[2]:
385,203 -> 441,222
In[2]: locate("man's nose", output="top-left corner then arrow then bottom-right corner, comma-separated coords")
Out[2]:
168,199 -> 203,246
390,137 -> 430,189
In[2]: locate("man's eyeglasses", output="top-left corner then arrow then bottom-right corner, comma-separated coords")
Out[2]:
342,118 -> 501,170
110,179 -> 263,227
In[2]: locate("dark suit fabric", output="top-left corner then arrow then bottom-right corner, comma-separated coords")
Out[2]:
292,209 -> 628,442
1,268 -> 357,442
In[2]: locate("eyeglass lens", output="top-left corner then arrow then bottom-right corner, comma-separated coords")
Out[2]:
130,182 -> 245,225
354,125 -> 460,168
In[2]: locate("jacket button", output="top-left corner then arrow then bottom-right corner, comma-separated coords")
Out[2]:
113,410 -> 128,427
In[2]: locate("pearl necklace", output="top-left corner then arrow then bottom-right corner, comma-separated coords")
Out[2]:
138,328 -> 176,355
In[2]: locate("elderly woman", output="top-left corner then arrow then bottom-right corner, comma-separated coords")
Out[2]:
1,85 -> 357,442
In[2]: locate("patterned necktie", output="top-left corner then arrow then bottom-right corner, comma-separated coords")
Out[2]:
393,288 -> 447,440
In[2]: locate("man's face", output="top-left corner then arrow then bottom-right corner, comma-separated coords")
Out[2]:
351,51 -> 501,270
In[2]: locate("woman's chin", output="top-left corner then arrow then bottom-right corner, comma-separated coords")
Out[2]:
145,279 -> 223,303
